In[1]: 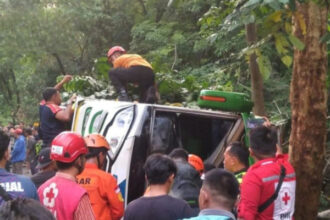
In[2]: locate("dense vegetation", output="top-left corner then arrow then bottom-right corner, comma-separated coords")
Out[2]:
2,0 -> 326,124
0,0 -> 329,217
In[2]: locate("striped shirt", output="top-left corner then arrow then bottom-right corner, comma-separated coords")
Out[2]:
74,194 -> 95,220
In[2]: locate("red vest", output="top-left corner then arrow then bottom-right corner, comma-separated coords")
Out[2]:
238,155 -> 296,220
38,175 -> 86,220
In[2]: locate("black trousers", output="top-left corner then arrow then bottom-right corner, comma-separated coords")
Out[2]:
108,65 -> 157,103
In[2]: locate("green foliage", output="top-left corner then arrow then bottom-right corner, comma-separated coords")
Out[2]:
0,0 -> 328,129
57,75 -> 106,97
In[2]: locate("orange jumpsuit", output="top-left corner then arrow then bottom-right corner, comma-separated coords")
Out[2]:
113,54 -> 152,69
77,163 -> 124,220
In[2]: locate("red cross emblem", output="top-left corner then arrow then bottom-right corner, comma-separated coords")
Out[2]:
46,188 -> 55,203
282,192 -> 290,205
43,183 -> 58,208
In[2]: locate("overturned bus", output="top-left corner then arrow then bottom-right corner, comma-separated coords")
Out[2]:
71,90 -> 262,206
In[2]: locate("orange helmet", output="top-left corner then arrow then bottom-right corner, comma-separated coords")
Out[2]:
188,154 -> 204,174
107,46 -> 126,58
84,134 -> 110,150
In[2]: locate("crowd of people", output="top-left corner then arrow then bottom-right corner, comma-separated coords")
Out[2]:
0,46 -> 297,219
0,122 -> 296,220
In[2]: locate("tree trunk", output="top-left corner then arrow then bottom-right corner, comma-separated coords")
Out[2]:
245,23 -> 266,116
9,69 -> 21,122
289,1 -> 328,220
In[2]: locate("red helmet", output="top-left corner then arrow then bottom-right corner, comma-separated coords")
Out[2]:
107,46 -> 126,58
188,154 -> 204,174
50,132 -> 88,163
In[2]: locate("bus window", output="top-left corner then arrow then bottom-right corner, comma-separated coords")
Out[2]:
89,111 -> 108,134
81,107 -> 92,136
149,112 -> 180,154
177,114 -> 234,160
105,106 -> 134,159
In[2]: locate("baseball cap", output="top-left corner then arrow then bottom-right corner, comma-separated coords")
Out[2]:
36,147 -> 52,169
14,128 -> 23,135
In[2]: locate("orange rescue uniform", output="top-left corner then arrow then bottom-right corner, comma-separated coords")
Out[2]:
77,163 -> 124,220
113,54 -> 152,69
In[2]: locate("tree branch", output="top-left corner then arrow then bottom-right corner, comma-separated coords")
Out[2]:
137,0 -> 148,15
52,53 -> 66,75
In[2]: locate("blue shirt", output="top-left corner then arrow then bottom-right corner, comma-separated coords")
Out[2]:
0,168 -> 39,205
11,135 -> 26,163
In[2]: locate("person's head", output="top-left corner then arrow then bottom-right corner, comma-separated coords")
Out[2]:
0,197 -> 55,220
144,154 -> 177,190
188,154 -> 204,175
107,46 -> 126,64
199,168 -> 239,211
36,147 -> 56,171
249,126 -> 277,160
50,132 -> 88,175
0,130 -> 10,163
23,128 -> 32,137
84,134 -> 110,168
43,87 -> 61,105
13,128 -> 23,138
32,127 -> 38,136
8,128 -> 15,137
19,122 -> 24,128
169,148 -> 189,162
224,142 -> 249,173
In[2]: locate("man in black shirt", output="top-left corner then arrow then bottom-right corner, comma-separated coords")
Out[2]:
39,75 -> 75,148
169,148 -> 202,214
124,154 -> 195,220
31,148 -> 56,189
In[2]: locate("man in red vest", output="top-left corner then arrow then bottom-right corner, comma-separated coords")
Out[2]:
38,132 -> 95,220
238,126 -> 296,220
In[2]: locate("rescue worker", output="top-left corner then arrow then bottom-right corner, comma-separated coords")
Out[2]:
107,46 -> 158,103
38,132 -> 95,220
77,134 -> 124,220
223,142 -> 249,184
238,126 -> 296,220
39,75 -> 76,148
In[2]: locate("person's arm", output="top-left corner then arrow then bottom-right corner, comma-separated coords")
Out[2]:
104,176 -> 124,220
54,75 -> 72,90
238,172 -> 262,220
74,194 -> 95,220
55,94 -> 76,122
